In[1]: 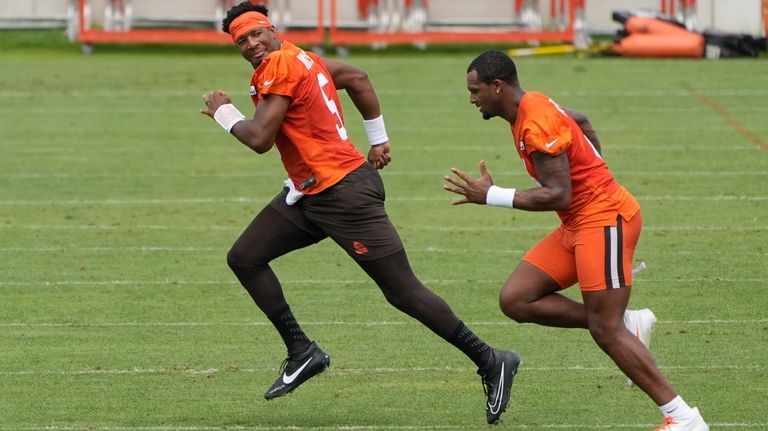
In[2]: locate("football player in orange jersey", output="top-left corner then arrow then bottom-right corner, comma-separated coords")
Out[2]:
200,3 -> 519,423
443,50 -> 708,431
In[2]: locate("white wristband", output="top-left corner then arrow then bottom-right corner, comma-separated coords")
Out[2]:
363,115 -> 389,146
486,185 -> 516,208
213,103 -> 246,133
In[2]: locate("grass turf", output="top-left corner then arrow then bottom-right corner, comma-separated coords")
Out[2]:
0,30 -> 766,430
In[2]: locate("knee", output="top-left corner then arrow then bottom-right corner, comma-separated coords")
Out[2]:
377,277 -> 430,315
380,287 -> 410,312
587,317 -> 622,348
499,287 -> 530,323
383,293 -> 405,311
226,246 -> 244,272
226,245 -> 264,274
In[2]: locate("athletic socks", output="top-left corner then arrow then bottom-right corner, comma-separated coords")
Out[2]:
267,305 -> 311,354
447,321 -> 493,368
269,310 -> 494,368
659,395 -> 697,421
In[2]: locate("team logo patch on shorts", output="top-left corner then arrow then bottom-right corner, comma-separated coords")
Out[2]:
352,241 -> 369,255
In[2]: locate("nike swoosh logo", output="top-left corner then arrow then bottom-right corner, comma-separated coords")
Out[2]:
487,362 -> 505,414
263,79 -> 274,86
545,137 -> 559,149
282,356 -> 313,384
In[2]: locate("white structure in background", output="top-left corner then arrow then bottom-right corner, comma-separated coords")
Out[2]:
103,0 -> 129,30
520,0 -> 543,31
584,0 -> 764,34
0,0 -> 764,40
0,0 -> 79,39
403,0 -> 428,32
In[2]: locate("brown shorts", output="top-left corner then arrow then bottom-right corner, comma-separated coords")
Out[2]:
523,212 -> 642,292
269,163 -> 405,261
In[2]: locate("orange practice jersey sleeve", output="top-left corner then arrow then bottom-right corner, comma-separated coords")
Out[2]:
511,91 -> 639,228
250,42 -> 365,194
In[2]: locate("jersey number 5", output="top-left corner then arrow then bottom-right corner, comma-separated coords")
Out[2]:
316,72 -> 348,141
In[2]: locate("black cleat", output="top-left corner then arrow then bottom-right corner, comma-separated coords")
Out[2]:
264,341 -> 330,400
478,349 -> 521,424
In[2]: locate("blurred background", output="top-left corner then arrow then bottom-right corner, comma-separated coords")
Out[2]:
1,0 -> 765,53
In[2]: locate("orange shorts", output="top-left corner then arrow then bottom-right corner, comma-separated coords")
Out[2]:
522,212 -> 642,292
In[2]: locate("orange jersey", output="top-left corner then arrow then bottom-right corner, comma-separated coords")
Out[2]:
511,91 -> 639,228
250,42 -> 365,194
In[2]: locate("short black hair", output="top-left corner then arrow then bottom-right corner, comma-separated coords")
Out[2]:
222,1 -> 270,34
467,50 -> 518,85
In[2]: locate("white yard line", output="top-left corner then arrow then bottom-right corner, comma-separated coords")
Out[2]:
0,224 -> 764,233
0,363 -> 760,377
0,277 -> 765,288
0,319 -> 765,328
2,145 -> 765,155
2,170 -> 768,179
0,195 -> 765,206
0,246 -> 764,258
3,88 -> 768,97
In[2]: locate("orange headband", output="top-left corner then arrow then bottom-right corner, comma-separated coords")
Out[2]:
229,11 -> 272,43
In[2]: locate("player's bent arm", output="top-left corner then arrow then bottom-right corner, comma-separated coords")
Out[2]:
514,152 -> 572,211
230,93 -> 291,153
324,58 -> 391,169
565,108 -> 602,155
323,58 -> 382,120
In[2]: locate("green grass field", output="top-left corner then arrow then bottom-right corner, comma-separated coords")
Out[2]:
1,31 -> 766,430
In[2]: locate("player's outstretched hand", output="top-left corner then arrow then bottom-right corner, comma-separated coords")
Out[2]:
200,90 -> 233,117
368,142 -> 392,170
443,160 -> 495,205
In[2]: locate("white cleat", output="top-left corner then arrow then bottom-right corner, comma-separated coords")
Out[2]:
632,261 -> 647,276
623,308 -> 657,386
655,407 -> 709,431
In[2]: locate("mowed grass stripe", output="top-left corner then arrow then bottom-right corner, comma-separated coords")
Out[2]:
3,169 -> 768,178
2,319 -> 767,328
0,277 -> 766,286
0,246 -> 764,256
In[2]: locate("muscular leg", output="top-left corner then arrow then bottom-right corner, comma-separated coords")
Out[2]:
356,249 -> 494,368
227,204 -> 325,354
499,261 -> 588,328
227,204 -> 320,316
356,249 -> 460,338
230,203 -> 335,400
500,261 -> 678,405
582,288 -> 677,405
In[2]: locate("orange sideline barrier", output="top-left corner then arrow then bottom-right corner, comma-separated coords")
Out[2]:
77,0 -> 577,48
77,28 -> 325,46
328,0 -> 575,46
77,0 -> 325,46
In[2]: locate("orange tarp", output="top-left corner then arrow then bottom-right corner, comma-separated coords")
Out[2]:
613,16 -> 704,58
